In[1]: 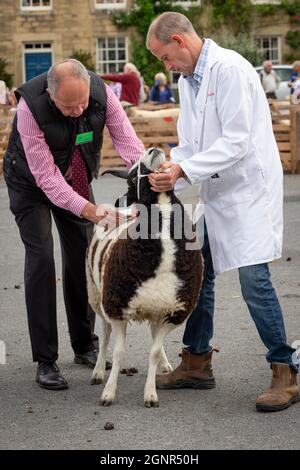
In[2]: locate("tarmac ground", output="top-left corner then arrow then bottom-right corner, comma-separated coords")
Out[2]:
0,174 -> 299,450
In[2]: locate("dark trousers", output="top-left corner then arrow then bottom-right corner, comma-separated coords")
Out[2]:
8,185 -> 96,363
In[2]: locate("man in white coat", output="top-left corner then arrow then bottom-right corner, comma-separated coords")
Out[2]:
146,12 -> 299,412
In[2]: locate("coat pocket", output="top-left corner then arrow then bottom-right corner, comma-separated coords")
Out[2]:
208,162 -> 252,209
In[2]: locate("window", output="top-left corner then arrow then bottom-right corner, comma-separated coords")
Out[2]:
24,42 -> 52,49
173,0 -> 202,7
95,0 -> 126,9
97,37 -> 128,73
252,1 -> 280,4
256,36 -> 281,64
21,0 -> 52,10
170,72 -> 181,88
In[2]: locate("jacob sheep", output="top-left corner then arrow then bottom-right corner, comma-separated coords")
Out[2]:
86,147 -> 203,407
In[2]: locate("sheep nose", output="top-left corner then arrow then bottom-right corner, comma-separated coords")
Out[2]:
150,148 -> 161,164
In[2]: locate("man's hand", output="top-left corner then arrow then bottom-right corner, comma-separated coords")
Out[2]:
96,204 -> 130,231
148,162 -> 184,192
81,202 -> 123,226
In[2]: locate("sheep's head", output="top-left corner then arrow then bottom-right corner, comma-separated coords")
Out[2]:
102,147 -> 166,207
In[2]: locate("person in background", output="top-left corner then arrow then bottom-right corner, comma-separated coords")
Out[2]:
288,60 -> 300,101
149,72 -> 175,103
109,81 -> 122,100
291,74 -> 300,104
259,60 -> 281,99
0,80 -> 8,105
0,82 -> 17,108
101,63 -> 143,107
3,59 -> 144,391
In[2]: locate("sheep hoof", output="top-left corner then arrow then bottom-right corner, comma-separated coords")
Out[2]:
91,376 -> 103,385
160,363 -> 173,373
100,390 -> 115,406
100,397 -> 113,407
144,392 -> 159,408
144,399 -> 159,408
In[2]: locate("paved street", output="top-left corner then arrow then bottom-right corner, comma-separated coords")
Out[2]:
0,174 -> 299,450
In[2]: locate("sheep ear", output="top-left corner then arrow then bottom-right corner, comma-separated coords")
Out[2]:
115,189 -> 136,208
128,165 -> 138,178
101,169 -> 128,179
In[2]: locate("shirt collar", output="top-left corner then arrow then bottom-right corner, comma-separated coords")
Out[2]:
184,38 -> 211,86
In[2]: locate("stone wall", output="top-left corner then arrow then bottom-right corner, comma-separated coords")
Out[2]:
0,0 -> 135,86
0,0 -> 297,87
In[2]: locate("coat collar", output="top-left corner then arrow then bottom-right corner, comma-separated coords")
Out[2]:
194,40 -> 223,108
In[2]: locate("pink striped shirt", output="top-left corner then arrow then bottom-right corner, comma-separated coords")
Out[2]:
17,85 -> 144,217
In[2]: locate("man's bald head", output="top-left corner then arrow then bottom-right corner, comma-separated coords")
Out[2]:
47,59 -> 90,117
146,12 -> 196,48
47,59 -> 90,97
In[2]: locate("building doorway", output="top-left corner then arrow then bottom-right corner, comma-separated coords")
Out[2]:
23,43 -> 52,81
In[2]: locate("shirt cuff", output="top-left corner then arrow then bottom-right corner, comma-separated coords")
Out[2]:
68,194 -> 89,217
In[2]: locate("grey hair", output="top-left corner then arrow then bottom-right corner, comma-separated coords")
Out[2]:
47,58 -> 90,97
124,62 -> 141,79
154,72 -> 167,85
263,60 -> 272,67
146,12 -> 196,48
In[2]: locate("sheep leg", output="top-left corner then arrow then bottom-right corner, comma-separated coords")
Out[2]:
150,321 -> 173,373
91,315 -> 111,385
144,322 -> 176,408
100,319 -> 127,406
86,257 -> 102,315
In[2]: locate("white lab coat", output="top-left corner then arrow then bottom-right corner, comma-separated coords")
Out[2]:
172,40 -> 283,275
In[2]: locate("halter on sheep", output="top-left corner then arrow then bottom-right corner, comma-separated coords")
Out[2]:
86,148 -> 203,407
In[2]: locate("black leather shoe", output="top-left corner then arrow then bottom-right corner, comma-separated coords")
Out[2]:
36,362 -> 68,390
74,349 -> 112,370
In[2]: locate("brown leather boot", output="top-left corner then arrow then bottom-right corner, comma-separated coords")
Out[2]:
156,348 -> 218,390
256,363 -> 300,412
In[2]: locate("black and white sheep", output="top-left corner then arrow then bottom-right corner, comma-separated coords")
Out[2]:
86,147 -> 203,407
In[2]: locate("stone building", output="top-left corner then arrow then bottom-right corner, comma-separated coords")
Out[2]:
0,0 -> 297,87
0,0 -> 141,86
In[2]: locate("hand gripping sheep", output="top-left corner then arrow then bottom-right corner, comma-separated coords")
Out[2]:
86,148 -> 203,407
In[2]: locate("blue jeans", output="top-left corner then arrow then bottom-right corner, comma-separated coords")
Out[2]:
183,227 -> 298,372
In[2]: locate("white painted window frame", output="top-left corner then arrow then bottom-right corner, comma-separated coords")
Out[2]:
252,1 -> 280,5
173,0 -> 202,7
94,0 -> 127,10
256,35 -> 282,64
96,36 -> 128,74
20,0 -> 52,11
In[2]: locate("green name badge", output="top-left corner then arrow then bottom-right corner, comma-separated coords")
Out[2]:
75,131 -> 93,145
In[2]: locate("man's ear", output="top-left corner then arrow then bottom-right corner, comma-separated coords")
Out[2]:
171,34 -> 186,48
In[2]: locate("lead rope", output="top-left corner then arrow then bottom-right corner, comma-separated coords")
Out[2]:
137,160 -> 150,200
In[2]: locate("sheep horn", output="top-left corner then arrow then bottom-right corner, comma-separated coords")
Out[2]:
101,169 -> 129,179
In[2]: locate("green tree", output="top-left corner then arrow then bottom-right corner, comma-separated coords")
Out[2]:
281,0 -> 300,16
113,0 -> 203,85
71,49 -> 96,71
0,58 -> 13,89
285,30 -> 300,50
214,30 -> 264,66
210,0 -> 253,34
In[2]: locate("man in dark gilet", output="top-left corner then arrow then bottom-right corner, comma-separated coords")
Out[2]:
3,59 -> 144,390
